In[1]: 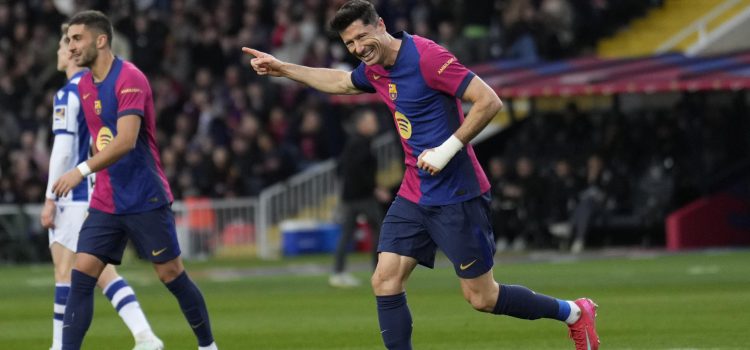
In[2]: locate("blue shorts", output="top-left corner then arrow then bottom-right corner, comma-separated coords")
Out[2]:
78,205 -> 181,265
378,192 -> 495,279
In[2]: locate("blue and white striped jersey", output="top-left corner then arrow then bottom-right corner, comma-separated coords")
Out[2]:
48,70 -> 93,204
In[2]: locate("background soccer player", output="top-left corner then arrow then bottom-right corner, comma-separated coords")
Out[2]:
242,1 -> 599,349
51,10 -> 217,350
41,22 -> 163,350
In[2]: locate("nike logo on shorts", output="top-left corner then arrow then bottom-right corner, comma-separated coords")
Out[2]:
460,259 -> 478,271
152,247 -> 168,256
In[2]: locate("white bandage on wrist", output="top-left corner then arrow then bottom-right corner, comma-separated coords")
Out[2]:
422,135 -> 464,171
76,162 -> 92,177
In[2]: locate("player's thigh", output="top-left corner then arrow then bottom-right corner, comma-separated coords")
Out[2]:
426,193 -> 496,279
78,208 -> 129,265
122,205 -> 181,264
49,204 -> 88,253
379,196 -> 437,268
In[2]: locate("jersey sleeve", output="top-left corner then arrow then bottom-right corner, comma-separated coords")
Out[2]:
52,91 -> 79,135
418,41 -> 475,99
116,71 -> 149,118
350,62 -> 376,93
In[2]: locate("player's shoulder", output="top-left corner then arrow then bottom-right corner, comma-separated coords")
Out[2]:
117,60 -> 150,86
411,34 -> 448,55
77,70 -> 94,89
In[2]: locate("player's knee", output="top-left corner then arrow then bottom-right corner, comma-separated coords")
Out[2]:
370,271 -> 402,295
54,267 -> 72,283
464,290 -> 495,312
154,259 -> 184,283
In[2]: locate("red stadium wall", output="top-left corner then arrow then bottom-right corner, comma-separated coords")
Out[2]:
666,192 -> 750,250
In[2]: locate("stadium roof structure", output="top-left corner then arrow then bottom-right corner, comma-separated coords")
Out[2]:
330,50 -> 750,103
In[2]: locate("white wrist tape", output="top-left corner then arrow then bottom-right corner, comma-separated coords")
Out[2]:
422,135 -> 464,171
77,162 -> 92,177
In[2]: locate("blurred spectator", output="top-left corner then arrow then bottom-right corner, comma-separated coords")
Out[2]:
288,108 -> 331,170
567,154 -> 627,253
330,109 -> 388,288
488,157 -> 521,251
511,156 -> 548,250
545,158 -> 582,242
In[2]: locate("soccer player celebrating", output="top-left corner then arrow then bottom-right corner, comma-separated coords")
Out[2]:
242,1 -> 599,349
41,22 -> 164,350
51,11 -> 217,350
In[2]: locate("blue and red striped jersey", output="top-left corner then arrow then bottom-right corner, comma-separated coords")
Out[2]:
78,58 -> 173,214
351,32 -> 490,205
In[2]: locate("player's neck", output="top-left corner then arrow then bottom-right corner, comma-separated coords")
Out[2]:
91,51 -> 116,83
382,35 -> 401,67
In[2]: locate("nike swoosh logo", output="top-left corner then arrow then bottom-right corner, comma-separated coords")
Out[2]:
62,324 -> 70,329
373,74 -> 381,80
380,329 -> 387,334
459,259 -> 478,271
191,321 -> 205,329
83,93 -> 91,100
151,247 -> 168,256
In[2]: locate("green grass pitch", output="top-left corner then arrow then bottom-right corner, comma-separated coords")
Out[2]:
1,249 -> 749,349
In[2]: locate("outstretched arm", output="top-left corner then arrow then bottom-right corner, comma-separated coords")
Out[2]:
418,76 -> 503,175
242,47 -> 362,95
52,115 -> 141,197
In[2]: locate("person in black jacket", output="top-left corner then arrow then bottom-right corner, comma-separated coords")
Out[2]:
330,109 -> 390,288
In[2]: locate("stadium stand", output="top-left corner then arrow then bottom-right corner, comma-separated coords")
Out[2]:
1,0 -> 749,261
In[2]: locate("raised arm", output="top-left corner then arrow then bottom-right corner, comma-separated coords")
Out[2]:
242,47 -> 362,95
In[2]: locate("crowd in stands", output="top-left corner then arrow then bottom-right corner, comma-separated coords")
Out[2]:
483,94 -> 748,251
0,0 -> 659,205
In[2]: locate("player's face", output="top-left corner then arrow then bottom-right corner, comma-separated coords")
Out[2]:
67,24 -> 99,68
56,34 -> 70,72
340,19 -> 386,66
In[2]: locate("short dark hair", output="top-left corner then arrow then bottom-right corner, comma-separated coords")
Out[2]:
329,0 -> 379,33
68,10 -> 113,47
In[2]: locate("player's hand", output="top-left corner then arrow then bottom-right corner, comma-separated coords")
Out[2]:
417,149 -> 442,176
242,47 -> 284,77
40,199 -> 56,229
52,169 -> 84,198
417,135 -> 464,176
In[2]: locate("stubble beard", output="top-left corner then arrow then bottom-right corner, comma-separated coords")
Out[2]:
76,45 -> 98,68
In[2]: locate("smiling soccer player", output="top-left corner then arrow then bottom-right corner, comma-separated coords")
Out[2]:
52,10 -> 217,350
242,1 -> 599,349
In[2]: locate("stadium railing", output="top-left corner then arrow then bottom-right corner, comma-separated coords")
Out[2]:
0,133 -> 403,262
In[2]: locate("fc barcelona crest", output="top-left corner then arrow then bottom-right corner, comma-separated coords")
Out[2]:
388,83 -> 397,100
94,100 -> 102,115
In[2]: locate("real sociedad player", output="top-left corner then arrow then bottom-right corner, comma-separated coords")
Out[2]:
242,1 -> 599,349
51,10 -> 217,350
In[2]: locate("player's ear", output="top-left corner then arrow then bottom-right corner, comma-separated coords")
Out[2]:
96,33 -> 108,49
377,17 -> 385,32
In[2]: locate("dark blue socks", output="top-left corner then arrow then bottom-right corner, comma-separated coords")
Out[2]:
62,269 -> 98,350
164,271 -> 214,347
492,284 -> 568,321
376,293 -> 412,350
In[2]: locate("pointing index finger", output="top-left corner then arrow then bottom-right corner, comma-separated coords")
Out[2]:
242,47 -> 263,58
